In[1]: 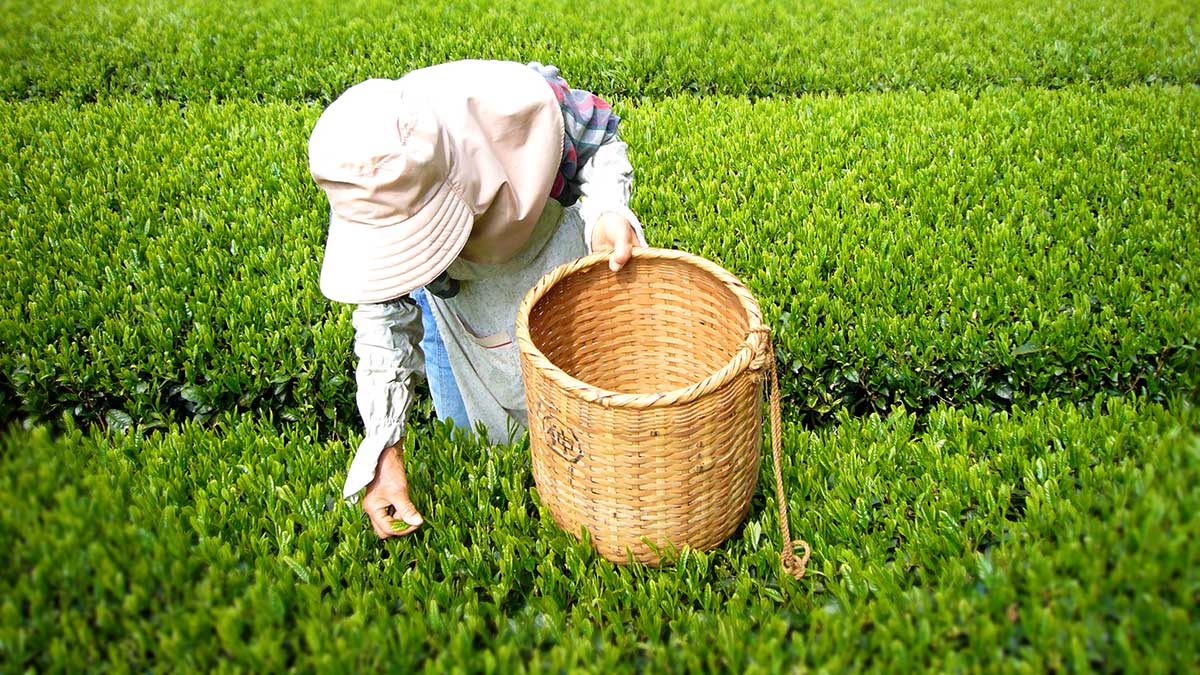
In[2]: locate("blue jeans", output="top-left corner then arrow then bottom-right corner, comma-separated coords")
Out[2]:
412,288 -> 470,430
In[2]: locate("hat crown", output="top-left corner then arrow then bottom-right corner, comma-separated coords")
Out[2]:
309,79 -> 447,227
311,61 -> 566,304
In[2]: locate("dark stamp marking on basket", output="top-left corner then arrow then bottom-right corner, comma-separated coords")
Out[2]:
542,415 -> 583,463
692,441 -> 713,474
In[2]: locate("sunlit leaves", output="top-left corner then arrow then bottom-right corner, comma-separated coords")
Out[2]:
0,0 -> 1196,102
2,400 -> 1197,671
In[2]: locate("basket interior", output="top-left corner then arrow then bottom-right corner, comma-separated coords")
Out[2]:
527,256 -> 750,395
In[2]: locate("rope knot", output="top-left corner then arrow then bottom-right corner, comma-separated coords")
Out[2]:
747,326 -> 773,372
781,540 -> 811,579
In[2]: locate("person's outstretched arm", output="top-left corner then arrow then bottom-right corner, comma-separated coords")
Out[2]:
346,298 -> 426,537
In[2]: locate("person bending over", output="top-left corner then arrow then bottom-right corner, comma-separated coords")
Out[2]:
308,60 -> 644,538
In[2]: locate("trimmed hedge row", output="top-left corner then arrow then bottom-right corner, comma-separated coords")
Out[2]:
2,397 -> 1196,671
631,84 -> 1200,422
2,85 -> 1197,431
0,99 -> 341,430
1,0 -> 1197,103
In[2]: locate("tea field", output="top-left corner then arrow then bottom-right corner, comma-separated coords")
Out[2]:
2,0 -> 1198,671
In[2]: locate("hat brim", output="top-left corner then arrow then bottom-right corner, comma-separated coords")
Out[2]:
319,181 -> 473,304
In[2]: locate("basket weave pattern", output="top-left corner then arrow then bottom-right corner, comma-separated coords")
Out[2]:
516,248 -> 772,565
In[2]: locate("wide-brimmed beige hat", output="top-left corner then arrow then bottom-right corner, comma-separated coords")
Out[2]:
309,60 -> 564,304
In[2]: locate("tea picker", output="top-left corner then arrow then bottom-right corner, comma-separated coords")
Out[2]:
309,59 -> 642,539
309,60 -> 807,577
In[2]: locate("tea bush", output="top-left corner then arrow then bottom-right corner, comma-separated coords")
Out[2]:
633,85 -> 1200,422
2,86 -> 1196,430
1,0 -> 1197,103
0,99 -> 340,430
2,0 -> 1198,670
2,397 -> 1196,671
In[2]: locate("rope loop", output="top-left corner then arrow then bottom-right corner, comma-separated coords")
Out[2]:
756,327 -> 810,580
781,540 -> 811,579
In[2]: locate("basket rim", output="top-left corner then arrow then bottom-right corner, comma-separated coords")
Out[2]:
515,247 -> 768,410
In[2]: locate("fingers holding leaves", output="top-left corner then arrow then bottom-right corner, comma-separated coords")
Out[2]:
364,493 -> 419,539
363,444 -> 424,539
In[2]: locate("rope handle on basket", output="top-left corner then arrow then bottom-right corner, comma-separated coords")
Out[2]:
749,327 -> 811,580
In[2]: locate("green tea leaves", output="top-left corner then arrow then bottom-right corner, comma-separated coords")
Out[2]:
2,0 -> 1198,670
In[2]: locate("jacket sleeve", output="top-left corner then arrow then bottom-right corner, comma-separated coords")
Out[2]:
342,297 -> 425,499
527,61 -> 646,250
575,134 -> 647,252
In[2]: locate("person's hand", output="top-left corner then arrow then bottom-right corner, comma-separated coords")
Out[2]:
591,212 -> 639,272
362,443 -> 424,538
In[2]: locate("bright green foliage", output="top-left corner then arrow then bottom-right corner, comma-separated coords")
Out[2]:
0,0 -> 1197,102
632,85 -> 1200,422
2,398 -> 1197,671
0,99 -> 341,429
2,86 -> 1197,429
2,0 -> 1198,669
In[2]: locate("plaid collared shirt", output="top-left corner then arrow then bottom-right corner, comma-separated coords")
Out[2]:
529,62 -> 621,207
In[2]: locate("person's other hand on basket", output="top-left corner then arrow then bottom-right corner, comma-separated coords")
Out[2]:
591,211 -> 640,272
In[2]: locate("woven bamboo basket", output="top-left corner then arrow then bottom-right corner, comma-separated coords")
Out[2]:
516,248 -> 808,577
